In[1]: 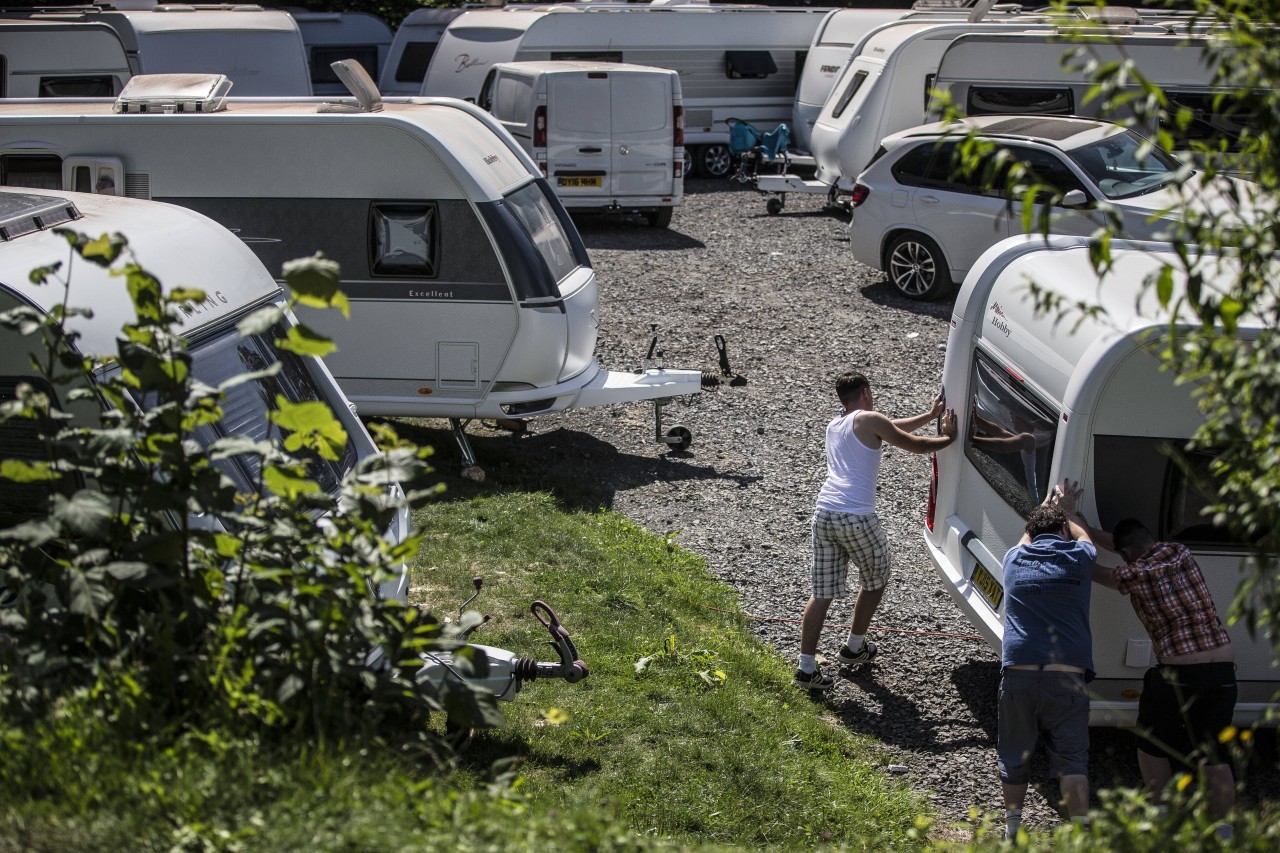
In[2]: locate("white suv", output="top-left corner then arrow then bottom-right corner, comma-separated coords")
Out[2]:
847,115 -> 1239,299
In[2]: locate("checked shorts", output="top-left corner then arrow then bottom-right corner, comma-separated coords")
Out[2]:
810,509 -> 890,598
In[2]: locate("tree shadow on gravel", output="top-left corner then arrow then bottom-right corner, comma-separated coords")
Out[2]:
372,416 -> 762,512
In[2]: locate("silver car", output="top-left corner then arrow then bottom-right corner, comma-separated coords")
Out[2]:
847,114 -> 1240,299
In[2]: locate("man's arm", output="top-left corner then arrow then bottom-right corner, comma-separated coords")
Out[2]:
1093,564 -> 1120,590
866,408 -> 957,454
892,391 -> 946,433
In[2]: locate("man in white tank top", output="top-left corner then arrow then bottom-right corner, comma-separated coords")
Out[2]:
795,372 -> 957,690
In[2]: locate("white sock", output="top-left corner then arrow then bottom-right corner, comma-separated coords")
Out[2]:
1004,809 -> 1022,838
846,632 -> 865,651
798,653 -> 816,674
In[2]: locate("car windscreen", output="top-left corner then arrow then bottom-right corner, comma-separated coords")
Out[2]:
1067,131 -> 1180,200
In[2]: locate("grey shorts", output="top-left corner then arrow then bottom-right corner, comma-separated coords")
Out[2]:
997,669 -> 1090,785
810,509 -> 890,599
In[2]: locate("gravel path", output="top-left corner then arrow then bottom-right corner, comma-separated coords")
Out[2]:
416,178 -> 1279,837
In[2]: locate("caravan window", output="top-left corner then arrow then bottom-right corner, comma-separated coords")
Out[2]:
39,76 -> 117,98
725,51 -> 777,80
550,51 -> 622,63
0,155 -> 63,191
1163,90 -> 1253,152
394,42 -> 436,84
831,70 -> 868,120
310,46 -> 380,87
965,350 -> 1059,516
477,180 -> 588,301
187,323 -> 356,498
504,182 -> 580,285
967,87 -> 1074,117
370,204 -> 437,277
1093,436 -> 1249,548
0,376 -> 82,527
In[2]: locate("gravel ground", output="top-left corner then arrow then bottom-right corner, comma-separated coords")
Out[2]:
416,178 -> 1279,838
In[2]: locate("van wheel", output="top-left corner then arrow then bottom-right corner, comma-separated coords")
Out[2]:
646,207 -> 673,228
885,233 -> 952,300
697,144 -> 732,179
682,149 -> 693,180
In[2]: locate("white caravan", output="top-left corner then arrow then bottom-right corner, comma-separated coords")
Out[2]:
790,7 -> 923,158
0,186 -> 410,602
0,19 -> 132,98
379,6 -> 467,97
929,29 -> 1235,146
0,71 -> 704,469
752,8 -> 1203,214
925,234 -> 1275,726
478,60 -> 683,227
421,4 -> 832,178
288,9 -> 393,97
11,4 -> 311,96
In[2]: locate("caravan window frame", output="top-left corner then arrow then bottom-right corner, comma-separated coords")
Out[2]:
830,69 -> 868,120
966,86 -> 1075,117
964,347 -> 1060,518
369,203 -> 438,278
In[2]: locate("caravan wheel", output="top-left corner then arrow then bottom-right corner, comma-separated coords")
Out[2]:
885,233 -> 952,300
697,144 -> 732,179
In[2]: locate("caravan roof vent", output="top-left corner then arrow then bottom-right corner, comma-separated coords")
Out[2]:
0,192 -> 81,243
318,59 -> 383,113
114,74 -> 233,114
1073,6 -> 1142,26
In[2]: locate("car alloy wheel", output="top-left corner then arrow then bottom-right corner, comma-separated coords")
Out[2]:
886,233 -> 952,300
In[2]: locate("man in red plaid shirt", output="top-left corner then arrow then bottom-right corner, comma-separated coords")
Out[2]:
1059,489 -> 1236,825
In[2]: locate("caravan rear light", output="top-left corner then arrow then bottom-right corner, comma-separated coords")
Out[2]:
926,453 -> 938,532
673,105 -> 684,148
534,105 -> 547,148
849,183 -> 870,208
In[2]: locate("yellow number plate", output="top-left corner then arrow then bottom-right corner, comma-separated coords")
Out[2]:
557,176 -> 602,188
971,562 -> 1004,611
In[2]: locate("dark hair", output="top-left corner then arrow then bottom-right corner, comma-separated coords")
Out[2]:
1112,518 -> 1154,553
1025,504 -> 1067,539
835,372 -> 870,405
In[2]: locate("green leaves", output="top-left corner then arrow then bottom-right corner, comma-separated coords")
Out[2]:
270,397 -> 349,461
282,253 -> 349,318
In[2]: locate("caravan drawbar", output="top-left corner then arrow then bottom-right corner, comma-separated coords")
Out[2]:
0,72 -> 706,470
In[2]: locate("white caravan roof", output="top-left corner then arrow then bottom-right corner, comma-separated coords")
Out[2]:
0,188 -> 280,352
958,235 -> 1259,410
0,96 -> 538,202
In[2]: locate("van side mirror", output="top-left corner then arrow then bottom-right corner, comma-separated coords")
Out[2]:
1061,189 -> 1088,208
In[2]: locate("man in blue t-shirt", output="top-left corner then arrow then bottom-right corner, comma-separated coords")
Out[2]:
997,494 -> 1097,840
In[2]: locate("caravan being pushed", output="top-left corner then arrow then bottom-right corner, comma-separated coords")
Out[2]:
0,187 -> 411,602
477,60 -> 683,227
925,234 -> 1276,725
0,71 -> 705,471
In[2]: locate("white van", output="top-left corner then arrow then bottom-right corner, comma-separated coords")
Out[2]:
478,60 -> 683,228
288,9 -> 393,97
0,19 -> 133,98
10,4 -> 311,96
378,6 -> 467,97
0,186 -> 410,602
924,234 -> 1276,726
421,4 -> 831,178
0,70 -> 704,469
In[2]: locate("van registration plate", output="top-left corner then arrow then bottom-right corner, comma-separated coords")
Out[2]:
971,562 -> 1004,611
558,176 -> 602,188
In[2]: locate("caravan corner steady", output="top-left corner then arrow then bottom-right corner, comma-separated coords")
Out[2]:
925,233 -> 1277,726
0,67 -> 711,475
0,186 -> 412,604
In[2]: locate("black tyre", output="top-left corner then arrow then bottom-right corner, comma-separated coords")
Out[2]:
682,149 -> 694,179
646,207 -> 674,228
766,196 -> 783,216
665,425 -> 693,451
696,144 -> 732,179
884,232 -> 953,300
